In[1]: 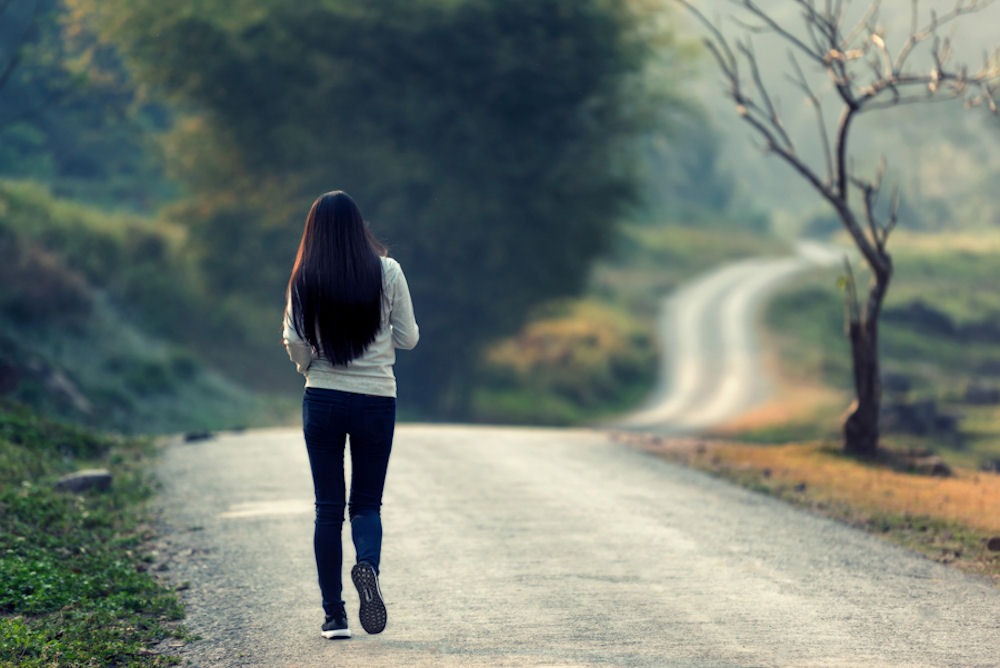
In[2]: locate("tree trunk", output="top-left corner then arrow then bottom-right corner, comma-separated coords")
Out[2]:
843,253 -> 892,457
843,317 -> 881,456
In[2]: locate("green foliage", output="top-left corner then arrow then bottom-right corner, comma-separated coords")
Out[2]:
0,222 -> 92,326
0,403 -> 183,666
78,0 -> 683,415
472,222 -> 783,425
0,178 -> 219,349
0,0 -> 171,211
474,300 -> 656,424
638,111 -> 738,220
762,235 -> 1000,467
0,180 -> 295,433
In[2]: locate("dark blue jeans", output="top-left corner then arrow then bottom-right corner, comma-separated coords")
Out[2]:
302,387 -> 396,616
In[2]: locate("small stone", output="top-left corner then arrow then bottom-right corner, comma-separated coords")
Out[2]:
964,382 -> 1000,405
912,456 -> 952,477
987,537 -> 1000,552
54,468 -> 112,493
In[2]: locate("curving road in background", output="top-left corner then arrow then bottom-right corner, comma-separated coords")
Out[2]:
618,240 -> 840,432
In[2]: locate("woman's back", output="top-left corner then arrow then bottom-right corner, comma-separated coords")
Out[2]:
284,255 -> 419,397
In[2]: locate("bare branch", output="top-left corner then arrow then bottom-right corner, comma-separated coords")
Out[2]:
677,1 -> 739,78
870,31 -> 893,80
737,37 -> 794,150
842,0 -> 882,48
735,0 -> 828,67
892,0 -> 996,74
885,186 -> 901,244
851,160 -> 886,253
788,51 -> 835,184
841,255 -> 860,327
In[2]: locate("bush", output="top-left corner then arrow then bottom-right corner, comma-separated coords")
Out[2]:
0,227 -> 92,326
473,300 -> 656,424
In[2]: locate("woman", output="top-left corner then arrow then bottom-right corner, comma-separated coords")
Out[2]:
283,190 -> 419,639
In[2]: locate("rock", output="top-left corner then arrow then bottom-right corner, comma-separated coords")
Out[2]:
881,400 -> 960,437
883,299 -> 956,336
980,459 -> 1000,474
910,456 -> 952,477
963,381 -> 1000,405
184,431 -> 213,443
882,372 -> 912,395
987,537 -> 1000,552
54,468 -> 112,493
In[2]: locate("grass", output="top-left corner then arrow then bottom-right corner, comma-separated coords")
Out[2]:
753,230 -> 1000,470
472,220 -> 784,425
0,178 -> 298,435
473,299 -> 656,424
0,402 -> 185,667
624,435 -> 1000,585
621,229 -> 1000,586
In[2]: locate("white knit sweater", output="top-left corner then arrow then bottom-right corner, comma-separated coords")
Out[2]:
282,256 -> 419,397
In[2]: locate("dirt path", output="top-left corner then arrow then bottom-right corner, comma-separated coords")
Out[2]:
618,240 -> 839,432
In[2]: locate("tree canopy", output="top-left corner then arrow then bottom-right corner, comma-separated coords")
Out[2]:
73,0 -> 682,413
0,0 -> 168,209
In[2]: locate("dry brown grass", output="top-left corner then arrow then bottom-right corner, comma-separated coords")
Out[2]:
705,442 -> 1000,534
614,432 -> 1000,584
712,382 -> 844,436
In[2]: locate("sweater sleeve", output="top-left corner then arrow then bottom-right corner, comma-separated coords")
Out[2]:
282,302 -> 316,375
388,259 -> 419,350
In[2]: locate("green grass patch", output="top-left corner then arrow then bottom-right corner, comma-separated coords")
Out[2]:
473,299 -> 656,425
0,402 -> 184,666
472,221 -> 783,425
759,233 -> 1000,469
0,179 -> 297,434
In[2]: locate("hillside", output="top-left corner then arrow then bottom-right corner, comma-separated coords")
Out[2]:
0,180 -> 293,434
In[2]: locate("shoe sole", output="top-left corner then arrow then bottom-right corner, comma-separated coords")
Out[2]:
321,628 -> 351,640
351,562 -> 387,634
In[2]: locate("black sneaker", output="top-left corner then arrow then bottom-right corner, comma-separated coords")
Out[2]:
351,561 -> 387,634
321,611 -> 351,639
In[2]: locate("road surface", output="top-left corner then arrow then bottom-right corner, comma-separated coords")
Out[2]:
618,240 -> 840,432
156,426 -> 1000,667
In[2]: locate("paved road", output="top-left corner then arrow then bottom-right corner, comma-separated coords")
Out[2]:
157,425 -> 1000,667
618,240 -> 840,432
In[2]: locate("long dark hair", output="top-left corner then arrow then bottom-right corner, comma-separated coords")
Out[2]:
287,191 -> 386,365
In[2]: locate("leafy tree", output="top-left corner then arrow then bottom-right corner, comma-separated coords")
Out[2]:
0,0 -> 169,209
680,0 -> 1000,456
76,0 -> 680,414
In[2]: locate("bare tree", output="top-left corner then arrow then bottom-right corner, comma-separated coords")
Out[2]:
678,0 -> 1000,456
